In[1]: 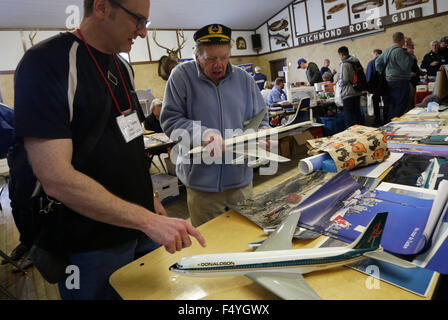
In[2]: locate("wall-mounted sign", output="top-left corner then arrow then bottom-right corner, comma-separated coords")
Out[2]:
296,8 -> 422,47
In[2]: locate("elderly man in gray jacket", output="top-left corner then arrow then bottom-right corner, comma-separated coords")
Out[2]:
161,24 -> 269,227
375,32 -> 414,122
337,46 -> 363,128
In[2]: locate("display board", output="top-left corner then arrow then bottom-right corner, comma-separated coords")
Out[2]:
388,0 -> 434,16
349,0 -> 388,25
260,0 -> 447,50
323,0 -> 350,30
255,23 -> 271,54
437,0 -> 448,13
267,7 -> 293,51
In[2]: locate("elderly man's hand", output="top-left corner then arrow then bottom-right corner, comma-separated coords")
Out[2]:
202,131 -> 226,157
258,126 -> 278,152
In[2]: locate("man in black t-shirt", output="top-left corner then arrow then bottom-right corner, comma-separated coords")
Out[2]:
13,0 -> 205,300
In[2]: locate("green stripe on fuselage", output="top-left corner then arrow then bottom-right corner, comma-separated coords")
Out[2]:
182,249 -> 373,272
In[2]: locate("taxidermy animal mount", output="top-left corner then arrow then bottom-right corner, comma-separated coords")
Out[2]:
152,30 -> 186,81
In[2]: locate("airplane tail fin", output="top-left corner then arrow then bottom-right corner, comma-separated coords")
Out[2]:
349,212 -> 388,250
243,107 -> 268,132
286,98 -> 310,126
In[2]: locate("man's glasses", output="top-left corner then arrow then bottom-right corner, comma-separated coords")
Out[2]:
109,0 -> 151,29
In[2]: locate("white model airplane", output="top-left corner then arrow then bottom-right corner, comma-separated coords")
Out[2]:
170,211 -> 416,300
188,98 -> 322,166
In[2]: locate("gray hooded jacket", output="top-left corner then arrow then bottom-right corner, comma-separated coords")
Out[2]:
337,55 -> 362,100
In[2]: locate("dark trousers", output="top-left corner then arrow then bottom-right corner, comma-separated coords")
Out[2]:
386,80 -> 410,122
342,95 -> 362,128
372,94 -> 389,126
58,236 -> 160,300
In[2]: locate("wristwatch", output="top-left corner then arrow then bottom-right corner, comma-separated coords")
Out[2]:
154,191 -> 159,198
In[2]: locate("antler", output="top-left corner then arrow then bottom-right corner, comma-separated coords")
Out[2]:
152,29 -> 173,52
176,29 -> 187,52
29,30 -> 38,46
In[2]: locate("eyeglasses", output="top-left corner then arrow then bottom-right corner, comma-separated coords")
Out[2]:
109,0 -> 151,29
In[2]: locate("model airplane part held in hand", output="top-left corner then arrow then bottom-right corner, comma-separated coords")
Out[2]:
170,212 -> 415,300
188,98 -> 320,165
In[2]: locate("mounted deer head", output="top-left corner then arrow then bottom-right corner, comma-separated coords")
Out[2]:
152,30 -> 187,81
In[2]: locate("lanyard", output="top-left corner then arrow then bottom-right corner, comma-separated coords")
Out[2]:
76,29 -> 133,115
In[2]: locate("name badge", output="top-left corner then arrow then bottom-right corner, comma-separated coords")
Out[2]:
116,110 -> 144,143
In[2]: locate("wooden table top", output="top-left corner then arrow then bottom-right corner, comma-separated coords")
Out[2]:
110,210 -> 438,300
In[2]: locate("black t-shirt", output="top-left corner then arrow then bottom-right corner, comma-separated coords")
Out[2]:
14,32 -> 153,252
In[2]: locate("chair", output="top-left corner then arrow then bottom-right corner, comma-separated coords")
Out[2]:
136,90 -> 155,118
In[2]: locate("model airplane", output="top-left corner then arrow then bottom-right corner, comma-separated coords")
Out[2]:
170,211 -> 416,300
188,97 -> 321,166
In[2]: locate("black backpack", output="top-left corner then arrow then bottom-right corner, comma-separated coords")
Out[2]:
349,61 -> 368,92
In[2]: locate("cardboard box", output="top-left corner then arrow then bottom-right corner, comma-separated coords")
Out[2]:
151,174 -> 179,201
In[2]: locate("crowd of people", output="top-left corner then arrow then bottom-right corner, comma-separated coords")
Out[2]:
253,32 -> 448,128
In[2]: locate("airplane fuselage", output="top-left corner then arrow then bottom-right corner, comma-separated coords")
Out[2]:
170,246 -> 377,277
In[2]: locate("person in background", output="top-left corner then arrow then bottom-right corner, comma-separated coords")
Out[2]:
366,49 -> 388,126
161,23 -> 269,227
13,0 -> 205,300
337,46 -> 363,128
405,38 -> 421,113
320,59 -> 337,82
260,81 -> 273,105
322,72 -> 333,82
375,32 -> 414,121
252,66 -> 267,91
421,40 -> 442,77
143,98 -> 163,132
438,36 -> 448,65
267,77 -> 287,105
297,58 -> 323,86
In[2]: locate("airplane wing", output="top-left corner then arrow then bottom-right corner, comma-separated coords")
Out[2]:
246,272 -> 322,300
255,211 -> 301,251
232,147 -> 291,163
243,107 -> 268,132
363,250 -> 416,269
